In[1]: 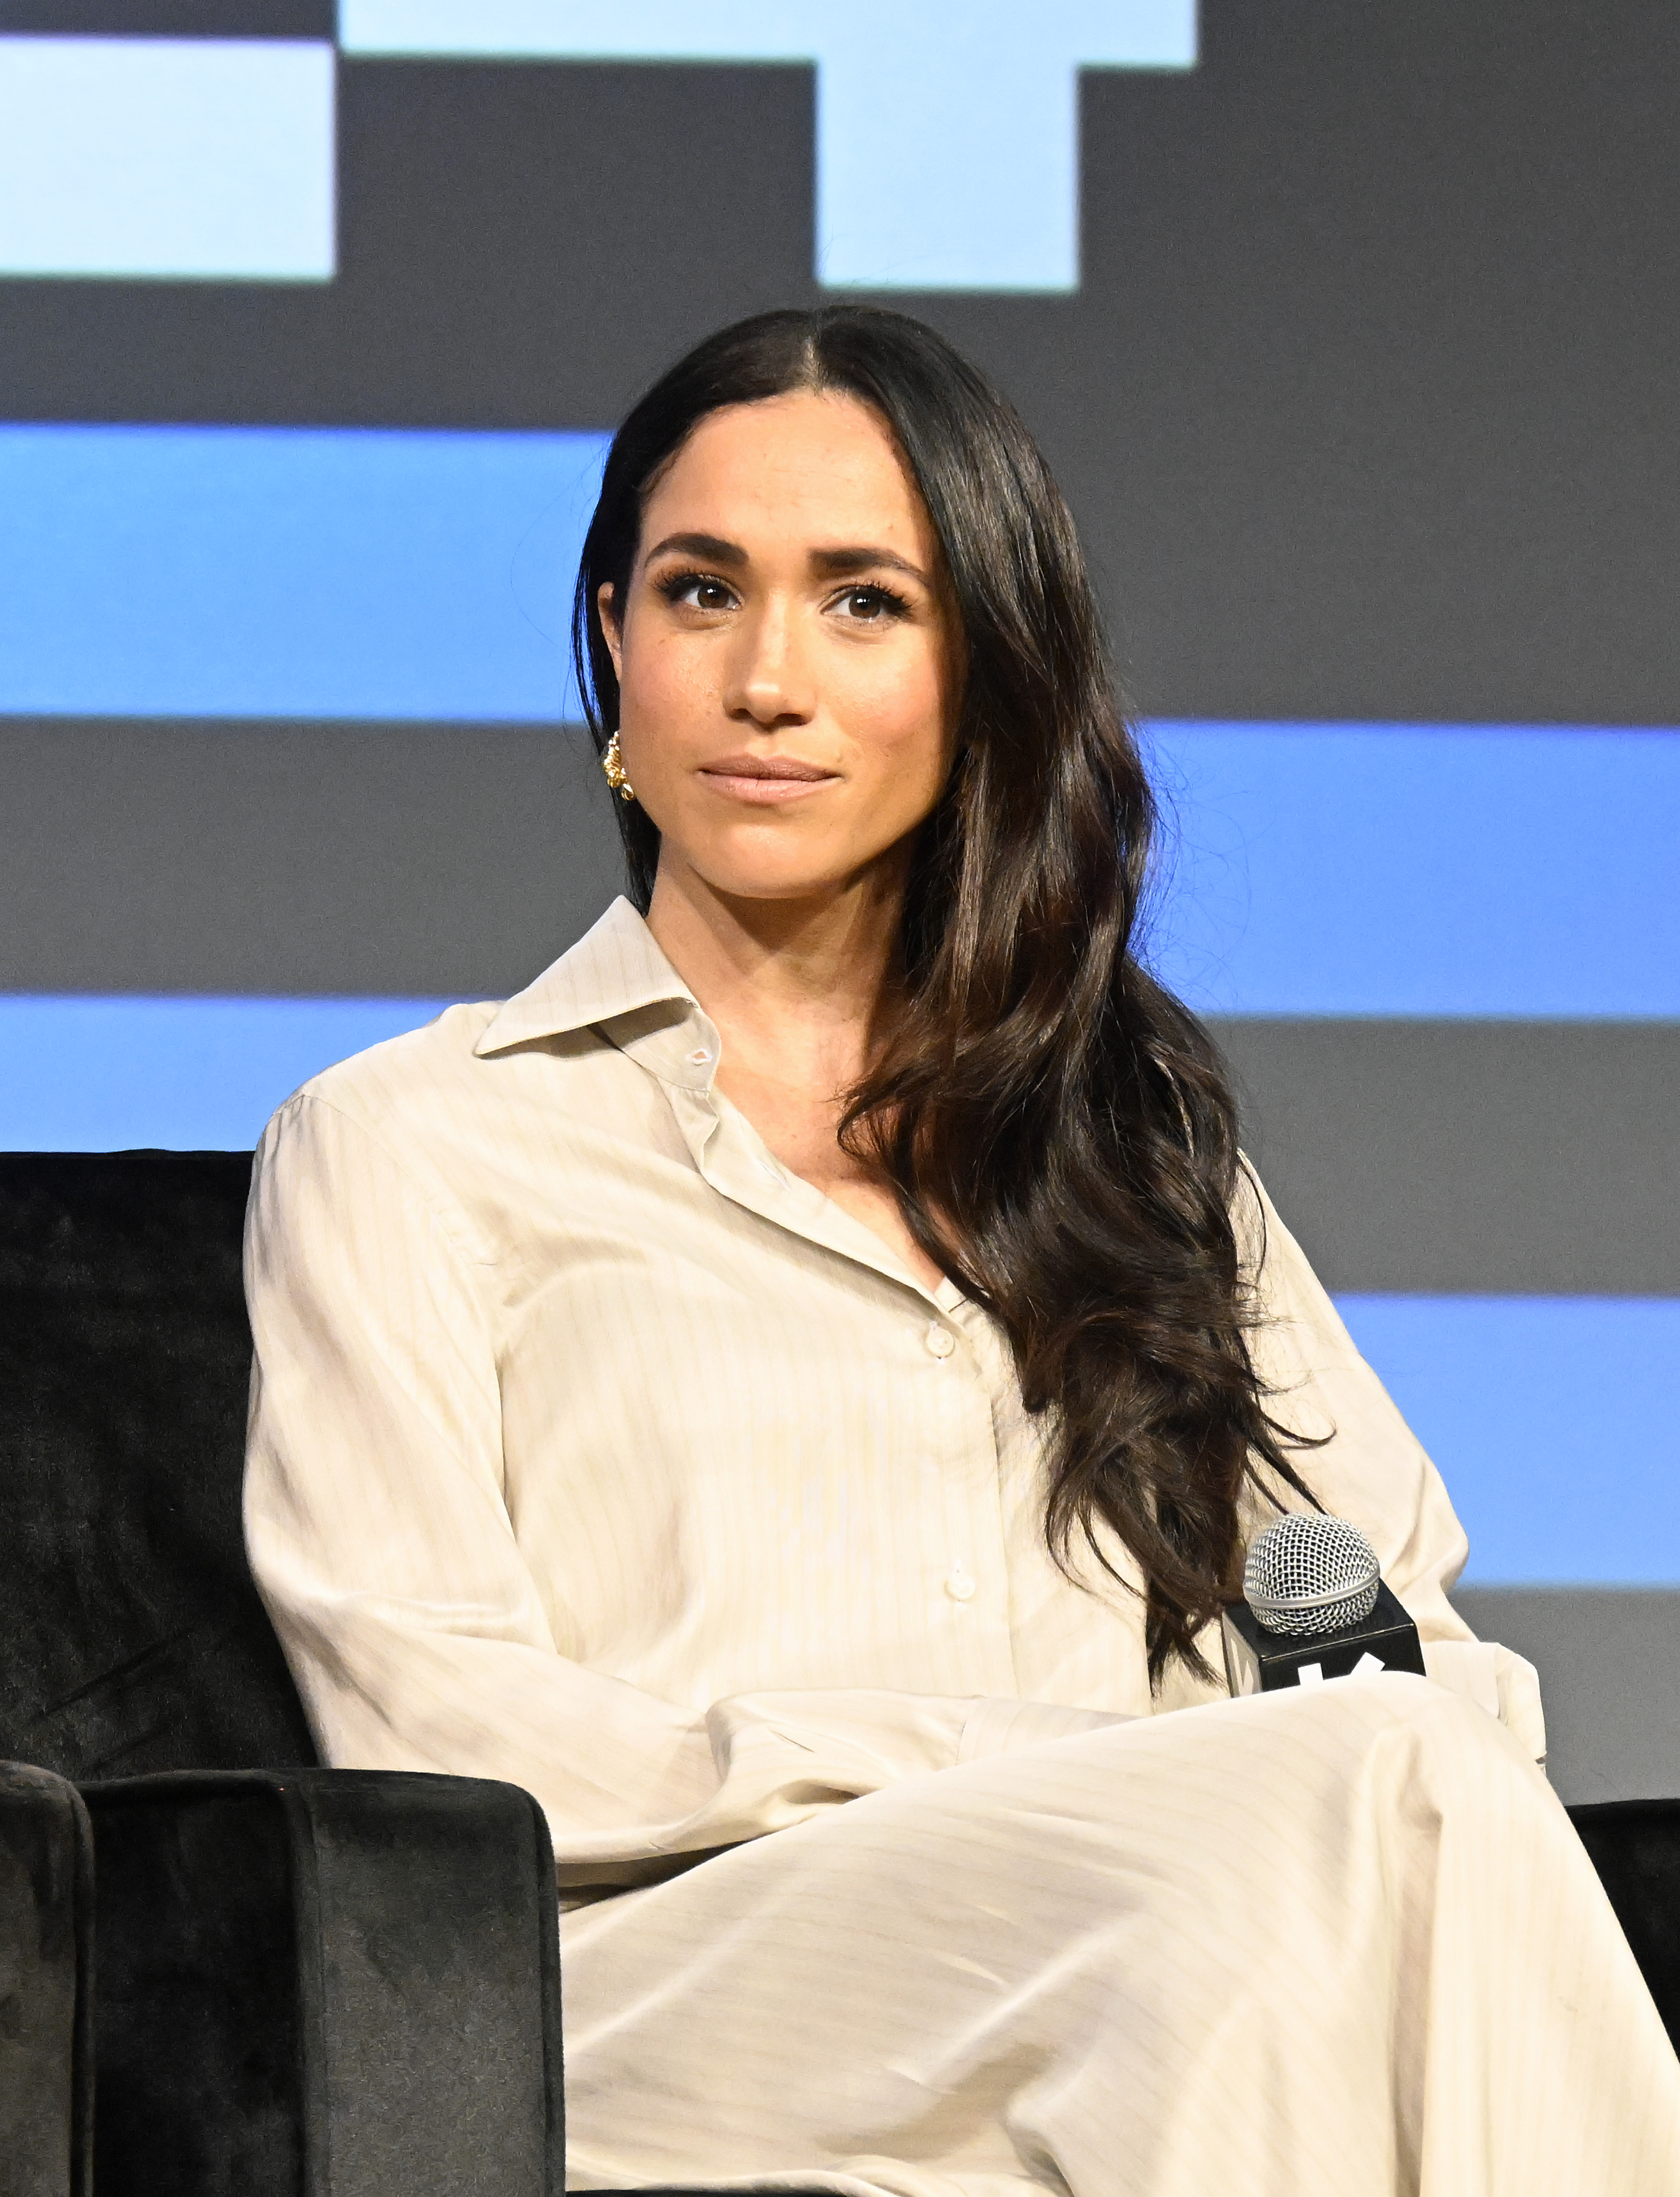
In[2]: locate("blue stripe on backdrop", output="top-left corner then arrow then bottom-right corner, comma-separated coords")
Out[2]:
0,996 -> 448,1153
1,1001 -> 1673,1583
1145,723 -> 1680,1018
0,424 -> 609,719
1336,1296 -> 1680,1587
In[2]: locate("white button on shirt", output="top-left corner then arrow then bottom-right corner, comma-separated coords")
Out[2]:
243,897 -> 1536,1898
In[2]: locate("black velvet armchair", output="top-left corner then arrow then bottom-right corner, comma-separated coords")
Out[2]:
0,1155 -> 563,2197
1,1152 -> 1676,2195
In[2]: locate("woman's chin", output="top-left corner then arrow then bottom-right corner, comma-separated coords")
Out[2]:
674,846 -> 882,907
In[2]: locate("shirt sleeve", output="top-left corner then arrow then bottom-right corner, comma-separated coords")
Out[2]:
1235,1164 -> 1546,1762
243,1092 -> 1067,1889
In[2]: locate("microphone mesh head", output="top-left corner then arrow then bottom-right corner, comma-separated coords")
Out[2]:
1242,1513 -> 1381,1636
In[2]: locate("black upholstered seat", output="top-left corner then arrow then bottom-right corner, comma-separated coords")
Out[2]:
0,1152 -> 312,1785
0,1760 -> 93,2197
0,1154 -> 563,2195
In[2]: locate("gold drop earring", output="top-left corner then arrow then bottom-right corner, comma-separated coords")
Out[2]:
601,732 -> 635,802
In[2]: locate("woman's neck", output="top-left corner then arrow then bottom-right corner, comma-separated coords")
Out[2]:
645,855 -> 905,1093
643,850 -> 945,1292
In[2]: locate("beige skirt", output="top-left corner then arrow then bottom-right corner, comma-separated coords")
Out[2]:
560,1673 -> 1680,2197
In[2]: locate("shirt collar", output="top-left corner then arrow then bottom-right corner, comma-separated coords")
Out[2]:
473,898 -> 713,1086
477,896 -> 964,1310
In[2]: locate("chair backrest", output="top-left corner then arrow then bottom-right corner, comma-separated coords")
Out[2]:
0,1153 -> 316,1781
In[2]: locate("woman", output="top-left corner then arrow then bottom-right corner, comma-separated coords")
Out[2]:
244,306 -> 1680,2196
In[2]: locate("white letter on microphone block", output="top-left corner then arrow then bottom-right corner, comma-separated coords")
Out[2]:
1296,1663 -> 1325,1687
0,38 -> 335,280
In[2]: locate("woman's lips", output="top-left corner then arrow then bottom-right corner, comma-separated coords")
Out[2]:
698,756 -> 840,805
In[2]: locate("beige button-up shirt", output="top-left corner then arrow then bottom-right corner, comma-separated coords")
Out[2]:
244,899 -> 1539,1894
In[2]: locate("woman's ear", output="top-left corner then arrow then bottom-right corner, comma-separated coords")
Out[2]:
597,583 -> 624,681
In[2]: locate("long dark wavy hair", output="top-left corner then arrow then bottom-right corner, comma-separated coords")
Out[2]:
572,305 -> 1318,1683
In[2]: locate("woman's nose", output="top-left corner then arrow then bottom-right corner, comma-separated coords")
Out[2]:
722,602 -> 815,727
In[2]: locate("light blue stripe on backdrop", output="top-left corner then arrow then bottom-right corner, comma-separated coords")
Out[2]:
0,37 -> 334,281
1144,723 -> 1680,1018
1337,1295 -> 1680,1586
0,424 -> 609,719
0,996 -> 448,1152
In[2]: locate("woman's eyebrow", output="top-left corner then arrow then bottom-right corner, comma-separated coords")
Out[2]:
641,534 -> 931,588
809,545 -> 931,586
644,531 -> 746,568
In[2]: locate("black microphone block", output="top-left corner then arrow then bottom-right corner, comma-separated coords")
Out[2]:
1222,1579 -> 1427,1696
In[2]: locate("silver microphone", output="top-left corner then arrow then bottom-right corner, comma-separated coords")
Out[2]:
1241,1513 -> 1381,1636
1222,1512 -> 1426,1694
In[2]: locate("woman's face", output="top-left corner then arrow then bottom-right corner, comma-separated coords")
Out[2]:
600,389 -> 960,904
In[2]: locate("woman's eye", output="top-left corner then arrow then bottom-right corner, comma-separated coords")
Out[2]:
660,572 -> 735,611
834,586 -> 902,622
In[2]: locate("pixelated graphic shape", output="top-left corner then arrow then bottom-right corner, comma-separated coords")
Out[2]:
0,36 -> 335,280
338,0 -> 1197,290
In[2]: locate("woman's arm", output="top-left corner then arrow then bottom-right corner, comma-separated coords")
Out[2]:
244,1092 -> 1106,1889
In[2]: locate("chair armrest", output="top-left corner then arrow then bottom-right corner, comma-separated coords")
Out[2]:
82,1768 -> 563,2197
0,1761 -> 93,2197
1569,1798 -> 1680,2049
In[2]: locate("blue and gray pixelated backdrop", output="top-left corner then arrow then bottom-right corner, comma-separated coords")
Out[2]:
2,3 -> 1677,1610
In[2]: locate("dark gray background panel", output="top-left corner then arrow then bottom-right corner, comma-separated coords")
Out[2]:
0,2 -> 330,29
0,717 -> 625,998
4,3 -> 1680,721
1453,1589 -> 1680,1804
1214,1018 -> 1680,1297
